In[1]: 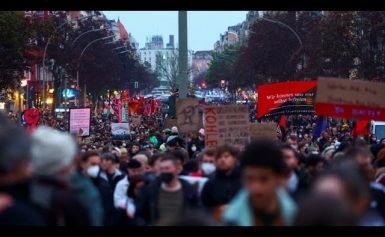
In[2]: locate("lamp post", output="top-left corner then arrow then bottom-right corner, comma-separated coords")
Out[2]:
77,35 -> 115,106
42,14 -> 97,110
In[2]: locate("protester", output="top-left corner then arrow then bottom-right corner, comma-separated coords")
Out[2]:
189,148 -> 217,177
223,139 -> 297,226
201,145 -> 241,220
136,154 -> 198,225
0,114 -> 46,226
30,126 -> 90,226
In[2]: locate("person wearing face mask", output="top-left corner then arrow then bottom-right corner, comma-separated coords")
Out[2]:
187,132 -> 203,159
189,149 -> 217,178
76,151 -> 104,226
136,154 -> 198,225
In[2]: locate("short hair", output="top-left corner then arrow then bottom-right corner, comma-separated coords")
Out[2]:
160,153 -> 179,167
294,193 -> 358,226
101,152 -> 119,164
81,151 -> 100,162
345,147 -> 374,161
215,145 -> 239,160
306,154 -> 324,167
316,161 -> 370,202
280,144 -> 298,159
239,139 -> 287,175
167,149 -> 187,165
149,153 -> 164,166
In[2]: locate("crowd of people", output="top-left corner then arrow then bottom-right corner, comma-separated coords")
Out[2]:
1,106 -> 385,226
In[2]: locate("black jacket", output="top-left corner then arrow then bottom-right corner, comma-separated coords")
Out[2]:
30,176 -> 90,226
201,167 -> 242,208
136,178 -> 198,225
91,170 -> 124,226
0,182 -> 46,226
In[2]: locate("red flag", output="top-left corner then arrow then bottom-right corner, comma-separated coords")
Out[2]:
352,119 -> 369,137
279,115 -> 287,128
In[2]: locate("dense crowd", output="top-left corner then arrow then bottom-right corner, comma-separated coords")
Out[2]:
1,107 -> 385,226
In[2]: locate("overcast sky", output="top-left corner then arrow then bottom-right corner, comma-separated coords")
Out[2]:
103,11 -> 248,51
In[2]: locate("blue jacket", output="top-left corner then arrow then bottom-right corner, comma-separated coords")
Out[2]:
222,187 -> 297,226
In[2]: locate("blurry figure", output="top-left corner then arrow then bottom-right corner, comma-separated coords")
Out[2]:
187,132 -> 204,159
369,134 -> 378,145
130,143 -> 141,158
313,161 -> 385,226
201,145 -> 241,219
144,153 -> 163,185
0,114 -> 46,226
98,153 -> 125,226
374,148 -> 385,186
287,135 -> 298,150
189,148 -> 217,177
295,193 -> 358,226
74,151 -> 104,226
133,154 -> 149,172
30,127 -> 89,226
281,145 -> 308,197
116,175 -> 146,226
136,154 -> 198,225
223,140 -> 297,226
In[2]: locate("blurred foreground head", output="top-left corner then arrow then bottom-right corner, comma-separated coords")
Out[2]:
31,126 -> 77,176
0,113 -> 31,185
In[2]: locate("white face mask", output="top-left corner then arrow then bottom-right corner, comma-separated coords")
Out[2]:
201,163 -> 216,175
87,165 -> 100,178
191,144 -> 197,152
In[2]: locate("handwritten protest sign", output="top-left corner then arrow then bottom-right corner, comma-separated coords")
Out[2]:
315,77 -> 385,120
111,123 -> 130,140
250,122 -> 277,140
69,108 -> 90,136
176,98 -> 199,133
131,115 -> 142,127
204,105 -> 250,148
164,117 -> 178,129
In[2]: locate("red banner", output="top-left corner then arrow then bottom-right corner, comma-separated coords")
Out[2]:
257,81 -> 317,118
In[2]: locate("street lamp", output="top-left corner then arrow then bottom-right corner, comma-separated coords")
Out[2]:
71,27 -> 105,46
42,14 -> 98,110
77,34 -> 115,106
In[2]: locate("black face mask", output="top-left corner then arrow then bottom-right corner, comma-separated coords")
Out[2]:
160,172 -> 174,184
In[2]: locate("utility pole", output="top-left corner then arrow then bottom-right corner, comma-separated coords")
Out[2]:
178,11 -> 188,99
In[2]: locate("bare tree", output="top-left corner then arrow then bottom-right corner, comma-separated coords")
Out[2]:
155,50 -> 192,92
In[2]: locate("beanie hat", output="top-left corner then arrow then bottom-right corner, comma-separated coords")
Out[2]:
31,126 -> 77,176
120,147 -> 128,154
167,135 -> 179,146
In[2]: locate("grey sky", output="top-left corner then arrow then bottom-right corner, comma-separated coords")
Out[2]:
103,11 -> 248,51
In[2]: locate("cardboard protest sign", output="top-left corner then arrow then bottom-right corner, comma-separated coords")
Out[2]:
164,117 -> 178,129
315,77 -> 385,120
204,105 -> 250,148
176,98 -> 199,133
250,122 -> 277,140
